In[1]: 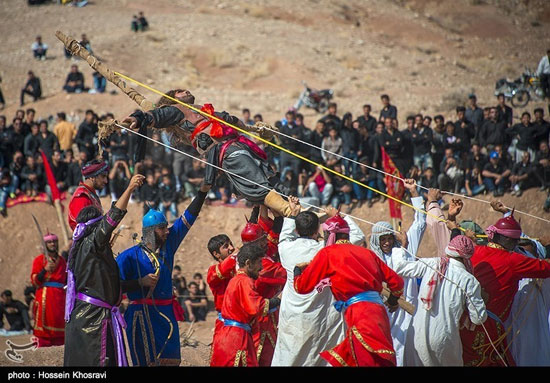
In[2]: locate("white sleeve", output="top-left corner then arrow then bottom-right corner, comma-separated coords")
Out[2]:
279,217 -> 297,244
406,196 -> 427,257
344,215 -> 365,246
466,276 -> 488,325
391,247 -> 429,279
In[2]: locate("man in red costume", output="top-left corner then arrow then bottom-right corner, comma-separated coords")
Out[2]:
240,206 -> 286,366
294,215 -> 404,367
210,242 -> 281,367
206,233 -> 237,364
460,214 -> 550,366
30,232 -> 67,347
67,160 -> 108,231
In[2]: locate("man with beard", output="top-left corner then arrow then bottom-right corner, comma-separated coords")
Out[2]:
210,242 -> 281,367
64,174 -> 145,367
122,89 -> 293,217
116,183 -> 210,366
67,160 -> 109,231
30,231 -> 67,347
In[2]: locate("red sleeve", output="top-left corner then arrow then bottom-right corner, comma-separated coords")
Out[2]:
238,276 -> 270,317
374,254 -> 404,297
68,195 -> 93,230
510,252 -> 550,280
30,255 -> 45,288
207,256 -> 236,289
256,260 -> 287,289
294,248 -> 331,294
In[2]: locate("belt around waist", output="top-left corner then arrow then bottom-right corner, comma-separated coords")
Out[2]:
219,314 -> 252,332
130,298 -> 173,306
43,282 -> 65,288
333,291 -> 383,313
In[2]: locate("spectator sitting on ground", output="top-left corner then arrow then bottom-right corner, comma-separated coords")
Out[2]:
131,15 -> 140,32
90,72 -> 106,94
31,35 -> 48,61
464,165 -> 486,197
66,150 -> 87,194
0,290 -> 32,334
182,159 -> 205,199
193,273 -> 207,297
482,151 -> 510,197
509,151 -> 537,197
184,282 -> 207,322
20,71 -> 42,107
79,33 -> 92,54
21,154 -> 44,197
63,64 -> 85,93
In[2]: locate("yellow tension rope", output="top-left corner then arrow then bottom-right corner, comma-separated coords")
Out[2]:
113,71 -> 479,234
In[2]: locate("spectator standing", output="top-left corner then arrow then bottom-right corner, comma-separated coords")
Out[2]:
79,34 -> 92,54
321,126 -> 343,167
533,108 -> 549,145
431,115 -> 446,176
319,102 -> 342,131
0,116 -> 11,168
357,104 -> 377,134
9,117 -> 26,154
31,36 -> 48,60
37,120 -> 59,159
479,107 -> 506,151
139,173 -> 159,214
454,106 -> 474,152
138,11 -> 149,31
109,129 -> 129,164
465,94 -> 483,135
242,108 -> 254,125
23,123 -> 40,158
411,117 -> 434,171
0,290 -> 32,333
536,49 -> 550,100
378,117 -> 407,175
63,65 -> 85,93
506,112 -> 538,163
53,112 -> 76,152
495,93 -> 513,128
278,110 -> 304,176
76,110 -> 97,159
108,160 -> 131,200
66,151 -> 87,194
357,125 -> 380,168
20,71 -> 42,106
340,112 -> 360,175
379,94 -> 397,122
159,173 -> 178,222
22,108 -> 36,135
182,159 -> 205,199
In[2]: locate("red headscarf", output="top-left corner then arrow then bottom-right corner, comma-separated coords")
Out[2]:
322,215 -> 350,246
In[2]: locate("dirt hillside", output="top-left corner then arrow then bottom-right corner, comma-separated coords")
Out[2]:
0,0 -> 549,366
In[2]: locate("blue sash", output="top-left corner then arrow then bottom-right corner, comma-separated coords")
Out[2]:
219,314 -> 252,332
43,282 -> 64,288
487,310 -> 504,326
333,291 -> 383,313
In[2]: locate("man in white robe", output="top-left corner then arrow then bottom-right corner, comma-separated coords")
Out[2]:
271,200 -> 365,366
369,179 -> 426,366
392,235 -> 487,366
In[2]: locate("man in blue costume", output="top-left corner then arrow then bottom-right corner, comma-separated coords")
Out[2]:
116,183 -> 209,366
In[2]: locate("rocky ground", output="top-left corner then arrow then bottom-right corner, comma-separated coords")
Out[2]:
0,0 -> 549,366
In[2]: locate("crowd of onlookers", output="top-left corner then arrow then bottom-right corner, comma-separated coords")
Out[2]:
2,90 -> 550,218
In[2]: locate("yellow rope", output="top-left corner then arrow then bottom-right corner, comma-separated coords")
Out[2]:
112,71 -> 496,237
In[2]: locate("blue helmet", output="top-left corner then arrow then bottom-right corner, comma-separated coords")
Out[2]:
142,208 -> 167,228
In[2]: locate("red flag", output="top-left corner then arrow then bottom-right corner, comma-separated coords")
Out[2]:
39,150 -> 61,202
380,148 -> 404,220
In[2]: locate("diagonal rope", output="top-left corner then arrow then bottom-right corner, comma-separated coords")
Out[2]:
117,122 -> 507,366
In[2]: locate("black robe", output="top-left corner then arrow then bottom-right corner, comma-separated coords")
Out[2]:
64,206 -> 126,367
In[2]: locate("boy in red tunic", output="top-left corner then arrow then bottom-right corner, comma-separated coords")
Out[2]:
30,232 -> 67,347
240,206 -> 286,366
210,242 -> 281,367
206,234 -> 237,364
460,214 -> 550,366
67,160 -> 108,231
294,215 -> 404,367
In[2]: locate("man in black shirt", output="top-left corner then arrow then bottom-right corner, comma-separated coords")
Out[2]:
50,149 -> 68,192
379,94 -> 397,122
23,123 -> 40,158
0,290 -> 31,333
412,116 -> 434,171
534,141 -> 550,191
431,115 -> 446,176
357,104 -> 377,134
454,106 -> 475,152
479,107 -> 507,150
495,93 -> 513,128
510,151 -> 536,197
184,282 -> 208,322
482,151 -> 511,197
76,110 -> 97,159
66,151 -> 87,194
506,111 -> 538,164
20,71 -> 42,106
278,110 -> 304,177
378,117 -> 406,175
465,143 -> 487,173
340,113 -> 360,175
319,102 -> 342,131
533,108 -> 550,147
465,94 -> 483,132
37,120 -> 59,159
63,64 -> 85,93
159,173 -> 178,222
